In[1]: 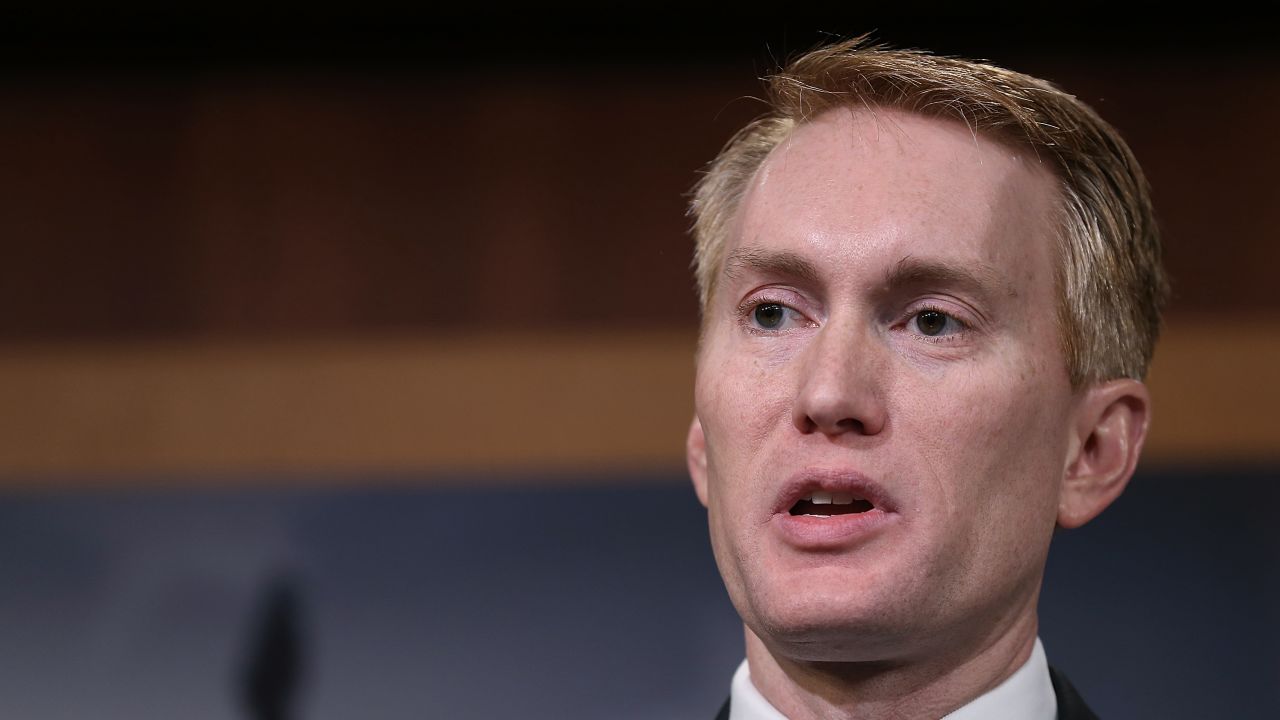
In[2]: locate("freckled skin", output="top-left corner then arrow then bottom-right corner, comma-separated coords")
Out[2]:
689,108 -> 1086,711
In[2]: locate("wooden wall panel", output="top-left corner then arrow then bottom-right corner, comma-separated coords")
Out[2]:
0,73 -> 759,339
1,64 -> 1277,341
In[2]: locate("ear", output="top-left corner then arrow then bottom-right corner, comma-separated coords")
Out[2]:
686,416 -> 709,507
1058,378 -> 1151,529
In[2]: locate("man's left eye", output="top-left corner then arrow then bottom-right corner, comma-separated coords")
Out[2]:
913,309 -> 961,337
752,303 -> 789,330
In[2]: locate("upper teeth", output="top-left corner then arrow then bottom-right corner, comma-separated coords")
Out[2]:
805,491 -> 858,505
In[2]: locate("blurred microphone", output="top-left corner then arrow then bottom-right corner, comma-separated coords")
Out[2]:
239,574 -> 306,720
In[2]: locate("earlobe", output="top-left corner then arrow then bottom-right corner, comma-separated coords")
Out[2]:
1059,379 -> 1151,529
687,416 -> 710,507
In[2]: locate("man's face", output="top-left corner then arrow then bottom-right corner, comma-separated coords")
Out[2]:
689,108 -> 1081,662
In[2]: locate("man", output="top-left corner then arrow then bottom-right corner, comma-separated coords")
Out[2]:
685,38 -> 1167,719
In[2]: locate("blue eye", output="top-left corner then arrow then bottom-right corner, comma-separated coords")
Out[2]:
753,303 -> 787,329
914,310 -> 958,336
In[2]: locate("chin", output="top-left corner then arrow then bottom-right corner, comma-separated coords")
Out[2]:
739,582 -> 921,663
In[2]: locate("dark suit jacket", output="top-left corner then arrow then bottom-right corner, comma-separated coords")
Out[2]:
713,665 -> 1098,720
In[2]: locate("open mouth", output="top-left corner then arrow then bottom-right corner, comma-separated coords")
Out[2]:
789,491 -> 876,517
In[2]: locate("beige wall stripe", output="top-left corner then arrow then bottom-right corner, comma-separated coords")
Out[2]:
0,322 -> 1274,486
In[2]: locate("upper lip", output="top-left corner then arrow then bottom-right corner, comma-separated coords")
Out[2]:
774,468 -> 895,515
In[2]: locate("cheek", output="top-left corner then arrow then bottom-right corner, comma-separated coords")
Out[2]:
896,357 -> 1070,542
697,348 -> 793,474
696,345 -> 796,591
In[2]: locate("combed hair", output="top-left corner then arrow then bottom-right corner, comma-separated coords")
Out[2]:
689,37 -> 1168,387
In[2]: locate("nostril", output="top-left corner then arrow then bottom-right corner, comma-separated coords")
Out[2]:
797,413 -> 868,436
835,418 -> 865,433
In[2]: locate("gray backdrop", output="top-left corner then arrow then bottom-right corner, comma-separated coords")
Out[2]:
1,467 -> 1275,719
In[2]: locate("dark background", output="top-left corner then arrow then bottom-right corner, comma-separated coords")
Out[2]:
3,8 -> 1278,340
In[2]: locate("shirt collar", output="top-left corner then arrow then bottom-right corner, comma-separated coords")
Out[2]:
728,638 -> 1057,720
728,657 -> 789,720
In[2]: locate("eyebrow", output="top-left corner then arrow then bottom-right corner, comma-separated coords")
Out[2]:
721,248 -> 1017,302
722,248 -> 822,287
885,256 -> 1017,300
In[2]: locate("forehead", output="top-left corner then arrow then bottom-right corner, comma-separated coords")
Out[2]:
728,107 -> 1059,293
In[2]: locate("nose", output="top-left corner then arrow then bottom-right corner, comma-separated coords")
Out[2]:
792,323 -> 887,437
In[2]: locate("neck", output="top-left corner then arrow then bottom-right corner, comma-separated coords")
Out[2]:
743,611 -> 1040,720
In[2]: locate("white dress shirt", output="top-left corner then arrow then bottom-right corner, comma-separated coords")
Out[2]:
728,637 -> 1057,720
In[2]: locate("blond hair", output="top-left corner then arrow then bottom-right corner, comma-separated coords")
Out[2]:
689,38 -> 1168,387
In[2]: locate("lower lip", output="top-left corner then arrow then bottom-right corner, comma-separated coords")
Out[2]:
773,508 -> 896,549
